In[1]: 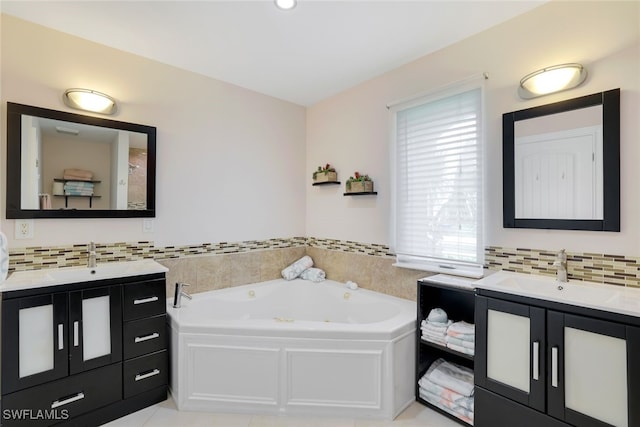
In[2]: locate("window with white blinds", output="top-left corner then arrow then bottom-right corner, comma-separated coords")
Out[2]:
390,83 -> 484,278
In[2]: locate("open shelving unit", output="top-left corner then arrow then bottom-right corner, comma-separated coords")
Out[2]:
416,275 -> 476,426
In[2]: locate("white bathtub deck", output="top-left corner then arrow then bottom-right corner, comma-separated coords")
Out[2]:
103,397 -> 462,427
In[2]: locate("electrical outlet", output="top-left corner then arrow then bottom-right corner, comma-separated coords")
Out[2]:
15,219 -> 34,239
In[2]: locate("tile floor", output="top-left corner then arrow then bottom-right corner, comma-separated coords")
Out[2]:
103,397 -> 462,427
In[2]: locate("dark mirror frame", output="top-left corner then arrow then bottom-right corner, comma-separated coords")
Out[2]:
6,102 -> 156,219
503,88 -> 620,231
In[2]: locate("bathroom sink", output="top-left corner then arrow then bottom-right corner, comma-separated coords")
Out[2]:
1,259 -> 168,292
474,271 -> 640,318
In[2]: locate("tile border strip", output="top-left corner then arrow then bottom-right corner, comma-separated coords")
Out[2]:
7,238 -> 640,287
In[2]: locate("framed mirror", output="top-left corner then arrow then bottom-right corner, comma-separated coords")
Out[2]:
503,88 -> 620,231
6,102 -> 156,219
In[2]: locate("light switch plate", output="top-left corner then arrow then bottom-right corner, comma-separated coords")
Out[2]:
142,219 -> 154,233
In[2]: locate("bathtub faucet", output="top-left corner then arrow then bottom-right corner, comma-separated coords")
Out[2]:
553,249 -> 568,283
173,282 -> 192,308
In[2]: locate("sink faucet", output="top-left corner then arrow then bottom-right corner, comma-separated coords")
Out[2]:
173,282 -> 192,308
553,249 -> 568,283
88,241 -> 97,268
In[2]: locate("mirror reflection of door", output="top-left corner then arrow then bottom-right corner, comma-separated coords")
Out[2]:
514,105 -> 603,220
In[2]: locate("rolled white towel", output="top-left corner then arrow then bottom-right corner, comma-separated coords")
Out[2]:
427,308 -> 448,323
281,256 -> 314,280
300,267 -> 326,282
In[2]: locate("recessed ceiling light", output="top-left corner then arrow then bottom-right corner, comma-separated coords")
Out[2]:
275,0 -> 297,11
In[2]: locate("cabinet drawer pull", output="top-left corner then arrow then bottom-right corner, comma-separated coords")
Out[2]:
135,332 -> 160,343
58,324 -> 64,350
551,346 -> 559,388
73,321 -> 79,347
532,341 -> 540,381
135,369 -> 160,382
134,296 -> 158,305
51,392 -> 85,409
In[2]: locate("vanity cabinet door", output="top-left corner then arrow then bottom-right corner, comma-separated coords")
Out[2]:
547,311 -> 640,427
68,285 -> 122,375
475,296 -> 546,412
1,293 -> 69,394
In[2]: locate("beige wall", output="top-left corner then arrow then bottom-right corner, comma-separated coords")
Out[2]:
1,14 -> 307,247
306,1 -> 640,257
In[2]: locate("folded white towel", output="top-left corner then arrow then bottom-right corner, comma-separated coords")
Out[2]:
281,256 -> 314,280
418,376 -> 475,412
422,320 -> 452,334
446,331 -> 475,342
445,335 -> 475,349
448,321 -> 475,335
446,342 -> 475,356
422,335 -> 447,346
426,358 -> 474,397
300,267 -> 326,282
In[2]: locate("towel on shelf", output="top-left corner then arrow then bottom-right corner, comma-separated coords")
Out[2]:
419,388 -> 474,424
63,168 -> 93,181
446,342 -> 475,356
64,181 -> 94,196
448,321 -> 475,335
427,308 -> 448,323
281,256 -> 314,280
421,320 -> 452,334
446,331 -> 475,342
445,335 -> 475,349
425,358 -> 474,397
300,267 -> 326,282
418,376 -> 474,412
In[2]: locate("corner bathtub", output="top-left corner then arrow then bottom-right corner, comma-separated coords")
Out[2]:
167,278 -> 416,419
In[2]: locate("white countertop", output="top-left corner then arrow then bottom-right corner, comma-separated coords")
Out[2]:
474,270 -> 640,319
0,259 -> 168,293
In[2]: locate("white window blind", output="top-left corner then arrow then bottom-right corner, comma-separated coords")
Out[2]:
390,83 -> 484,278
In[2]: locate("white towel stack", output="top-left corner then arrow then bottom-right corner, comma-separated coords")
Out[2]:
419,358 -> 474,424
445,321 -> 475,356
421,308 -> 452,345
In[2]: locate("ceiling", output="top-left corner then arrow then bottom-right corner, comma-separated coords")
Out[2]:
1,1 -> 546,106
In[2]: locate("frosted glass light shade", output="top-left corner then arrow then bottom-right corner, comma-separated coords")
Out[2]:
518,64 -> 587,99
63,88 -> 117,115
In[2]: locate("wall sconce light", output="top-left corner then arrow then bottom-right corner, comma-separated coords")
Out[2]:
63,88 -> 118,115
275,0 -> 297,11
518,63 -> 587,99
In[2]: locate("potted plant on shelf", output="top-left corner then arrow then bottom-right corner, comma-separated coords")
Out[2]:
346,171 -> 374,193
312,163 -> 338,183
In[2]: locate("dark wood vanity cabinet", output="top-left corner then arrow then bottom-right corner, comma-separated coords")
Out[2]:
475,290 -> 640,427
1,273 -> 168,426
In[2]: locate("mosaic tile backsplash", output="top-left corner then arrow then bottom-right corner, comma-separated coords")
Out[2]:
7,237 -> 640,289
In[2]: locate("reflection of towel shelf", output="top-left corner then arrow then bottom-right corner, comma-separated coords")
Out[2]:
54,194 -> 102,208
54,178 -> 102,183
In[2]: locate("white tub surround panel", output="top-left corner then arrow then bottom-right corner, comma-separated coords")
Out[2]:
168,279 -> 416,419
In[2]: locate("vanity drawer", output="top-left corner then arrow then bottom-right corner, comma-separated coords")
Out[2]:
123,279 -> 166,321
1,363 -> 121,426
123,315 -> 167,360
123,350 -> 168,399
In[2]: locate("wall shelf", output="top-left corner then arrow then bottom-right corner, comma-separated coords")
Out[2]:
54,194 -> 101,208
312,181 -> 341,186
343,192 -> 377,196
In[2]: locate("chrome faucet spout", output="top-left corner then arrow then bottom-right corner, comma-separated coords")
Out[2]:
553,249 -> 568,283
88,241 -> 97,268
173,282 -> 192,308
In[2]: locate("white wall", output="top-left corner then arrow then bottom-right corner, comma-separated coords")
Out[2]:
1,14 -> 306,247
306,1 -> 640,256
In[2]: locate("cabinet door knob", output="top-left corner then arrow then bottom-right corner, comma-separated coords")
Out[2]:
51,392 -> 85,409
134,296 -> 158,305
135,332 -> 160,343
